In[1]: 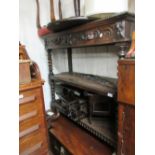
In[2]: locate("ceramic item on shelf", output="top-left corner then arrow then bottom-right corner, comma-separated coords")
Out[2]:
85,0 -> 135,18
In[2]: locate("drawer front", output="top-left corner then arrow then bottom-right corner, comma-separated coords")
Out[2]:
118,61 -> 135,105
19,128 -> 48,154
19,115 -> 46,134
19,110 -> 38,122
19,88 -> 45,117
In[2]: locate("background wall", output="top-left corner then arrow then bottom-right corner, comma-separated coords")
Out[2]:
53,46 -> 119,78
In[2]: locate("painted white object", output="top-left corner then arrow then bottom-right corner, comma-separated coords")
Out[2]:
85,0 -> 128,16
53,0 -> 134,20
53,0 -> 85,20
61,0 -> 75,19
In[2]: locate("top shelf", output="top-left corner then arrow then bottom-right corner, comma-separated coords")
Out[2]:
42,12 -> 135,50
47,16 -> 95,32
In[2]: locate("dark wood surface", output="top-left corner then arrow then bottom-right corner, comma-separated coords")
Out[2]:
117,59 -> 135,155
67,48 -> 73,73
50,115 -> 114,155
118,59 -> 135,105
47,16 -> 93,32
52,72 -> 117,96
117,103 -> 135,155
43,12 -> 134,49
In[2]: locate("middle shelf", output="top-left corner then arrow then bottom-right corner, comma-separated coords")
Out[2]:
51,72 -> 118,147
51,72 -> 117,97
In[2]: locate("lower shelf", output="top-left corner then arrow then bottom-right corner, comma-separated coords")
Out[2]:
49,115 -> 114,155
56,108 -> 117,147
80,117 -> 116,146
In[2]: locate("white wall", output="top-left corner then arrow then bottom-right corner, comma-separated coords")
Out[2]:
19,0 -> 51,110
53,46 -> 119,78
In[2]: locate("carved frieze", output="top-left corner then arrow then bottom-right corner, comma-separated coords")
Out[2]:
44,13 -> 135,49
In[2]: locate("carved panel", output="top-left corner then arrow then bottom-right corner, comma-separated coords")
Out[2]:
44,14 -> 135,49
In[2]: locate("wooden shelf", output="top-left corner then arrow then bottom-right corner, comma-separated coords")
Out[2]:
80,117 -> 116,146
52,72 -> 117,96
49,115 -> 114,155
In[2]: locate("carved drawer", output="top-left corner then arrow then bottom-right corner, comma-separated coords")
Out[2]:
44,13 -> 135,49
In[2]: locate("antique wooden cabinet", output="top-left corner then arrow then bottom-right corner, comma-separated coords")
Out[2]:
117,60 -> 135,155
40,12 -> 135,155
19,45 -> 49,155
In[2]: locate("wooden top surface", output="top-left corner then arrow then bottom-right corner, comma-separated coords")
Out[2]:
50,115 -> 113,155
42,12 -> 134,49
43,12 -> 134,38
118,59 -> 135,65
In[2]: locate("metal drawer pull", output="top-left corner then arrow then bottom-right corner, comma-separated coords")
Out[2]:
19,95 -> 36,105
19,110 -> 37,122
19,124 -> 39,138
20,142 -> 42,155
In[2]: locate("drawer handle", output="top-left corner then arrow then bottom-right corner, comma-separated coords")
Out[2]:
20,142 -> 42,155
19,124 -> 39,138
19,95 -> 36,105
19,110 -> 37,122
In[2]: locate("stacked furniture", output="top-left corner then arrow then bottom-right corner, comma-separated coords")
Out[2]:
41,12 -> 135,155
19,44 -> 49,155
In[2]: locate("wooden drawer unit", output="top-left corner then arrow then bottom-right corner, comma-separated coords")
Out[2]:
19,44 -> 48,155
19,81 -> 48,155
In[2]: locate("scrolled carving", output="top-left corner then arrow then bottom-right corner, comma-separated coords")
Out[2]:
101,27 -> 113,40
87,31 -> 95,40
53,36 -> 62,45
44,13 -> 134,49
67,34 -> 74,45
94,30 -> 103,38
115,21 -> 125,38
